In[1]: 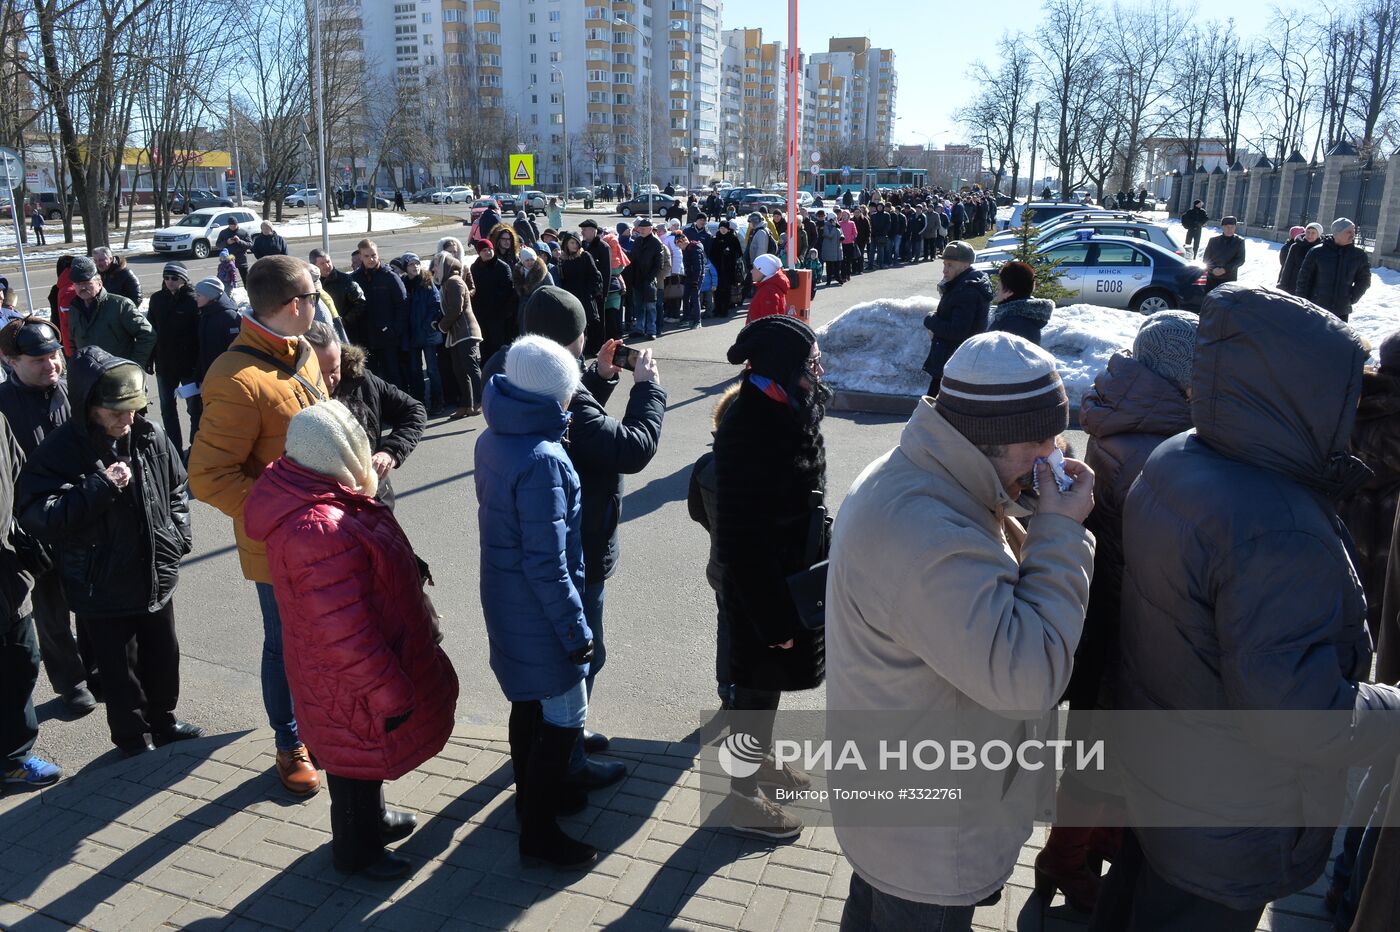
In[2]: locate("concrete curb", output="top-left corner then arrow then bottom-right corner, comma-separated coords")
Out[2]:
831,388 -> 1083,430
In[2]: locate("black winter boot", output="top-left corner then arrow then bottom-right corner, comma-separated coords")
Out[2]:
519,722 -> 598,870
511,702 -> 587,818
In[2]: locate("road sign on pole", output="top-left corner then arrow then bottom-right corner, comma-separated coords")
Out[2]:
841,165 -> 852,180
509,154 -> 535,186
0,147 -> 34,315
811,151 -> 821,164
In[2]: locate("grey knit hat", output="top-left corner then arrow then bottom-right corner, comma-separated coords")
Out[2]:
1133,310 -> 1200,396
162,261 -> 190,283
934,332 -> 1069,444
194,277 -> 225,301
1332,217 -> 1357,234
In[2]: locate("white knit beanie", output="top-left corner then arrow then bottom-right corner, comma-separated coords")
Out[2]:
284,400 -> 379,498
753,254 -> 782,280
505,334 -> 581,407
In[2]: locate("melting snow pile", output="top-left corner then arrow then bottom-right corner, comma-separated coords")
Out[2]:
819,296 -> 1145,408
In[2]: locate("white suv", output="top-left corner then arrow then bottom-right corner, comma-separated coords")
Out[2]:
433,185 -> 474,204
152,208 -> 260,259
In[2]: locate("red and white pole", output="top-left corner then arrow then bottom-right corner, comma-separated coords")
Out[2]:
786,0 -> 799,269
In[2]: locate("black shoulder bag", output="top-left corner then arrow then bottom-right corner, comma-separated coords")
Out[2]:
785,490 -> 833,631
230,343 -> 327,406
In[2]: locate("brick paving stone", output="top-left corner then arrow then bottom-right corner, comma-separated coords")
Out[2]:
779,891 -> 822,929
365,902 -> 447,932
239,892 -> 317,930
686,873 -> 756,907
145,862 -> 215,900
767,842 -> 838,875
587,901 -> 673,931
760,862 -> 830,898
168,901 -> 234,929
738,884 -> 789,931
545,890 -> 603,930
819,894 -> 845,924
676,893 -> 746,928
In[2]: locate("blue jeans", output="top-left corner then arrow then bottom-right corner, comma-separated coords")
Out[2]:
683,287 -> 701,325
631,284 -> 658,336
889,234 -> 902,263
255,582 -> 300,751
404,344 -> 444,410
541,679 -> 588,729
868,237 -> 886,269
840,873 -> 975,932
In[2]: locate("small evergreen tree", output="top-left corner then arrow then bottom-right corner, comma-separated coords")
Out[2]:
995,208 -> 1077,303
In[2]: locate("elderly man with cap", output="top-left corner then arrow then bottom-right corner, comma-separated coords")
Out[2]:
18,347 -> 200,757
147,262 -> 202,451
483,286 -> 665,786
67,256 -> 156,370
1296,217 -> 1373,321
923,240 -> 994,395
826,332 -> 1096,928
623,218 -> 666,341
1201,215 -> 1247,293
0,317 -> 96,716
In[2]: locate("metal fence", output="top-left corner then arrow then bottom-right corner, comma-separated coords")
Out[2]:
1336,164 -> 1383,247
1252,170 -> 1280,227
1287,167 -> 1324,227
1210,176 -> 1227,219
1231,175 -> 1250,220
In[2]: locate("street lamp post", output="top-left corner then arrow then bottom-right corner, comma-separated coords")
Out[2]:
614,18 -> 652,217
551,66 -> 570,194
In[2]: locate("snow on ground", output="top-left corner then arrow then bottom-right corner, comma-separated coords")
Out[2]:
823,223 -> 1400,404
819,296 -> 1143,409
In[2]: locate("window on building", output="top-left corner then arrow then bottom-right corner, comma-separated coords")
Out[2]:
614,52 -> 633,65
393,3 -> 412,13
549,31 -> 560,42
588,69 -> 608,81
590,112 -> 610,124
613,31 -> 632,44
529,33 -> 537,44
531,115 -> 539,124
587,6 -> 607,19
550,113 -> 564,124
614,92 -> 631,104
549,10 -> 560,21
530,53 -> 537,63
670,18 -> 687,30
480,31 -> 499,44
424,54 -> 436,65
421,12 -> 431,23
551,71 -> 561,83
550,51 -> 561,62
588,48 -> 607,61
423,33 -> 432,45
588,27 -> 606,40
475,9 -> 498,23
528,13 -> 535,23
444,9 -> 459,22
530,73 -> 538,84
615,72 -> 634,84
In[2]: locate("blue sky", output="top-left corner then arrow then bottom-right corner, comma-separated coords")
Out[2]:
733,0 -> 1289,147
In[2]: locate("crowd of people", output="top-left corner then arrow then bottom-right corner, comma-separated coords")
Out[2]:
6,187 -> 1400,932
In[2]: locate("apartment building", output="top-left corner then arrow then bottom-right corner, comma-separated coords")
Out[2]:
719,28 -> 787,185
802,37 -> 896,167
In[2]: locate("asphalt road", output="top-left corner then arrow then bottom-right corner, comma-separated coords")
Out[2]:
23,232 -> 1088,778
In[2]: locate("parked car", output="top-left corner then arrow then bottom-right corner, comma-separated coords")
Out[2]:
975,234 -> 1205,314
794,190 -> 815,209
720,186 -> 764,206
737,193 -> 786,213
434,185 -> 474,204
1002,200 -> 1096,231
410,188 -> 441,204
521,190 -> 551,212
491,191 -> 520,213
569,187 -> 592,201
977,220 -> 1182,264
152,207 -> 260,259
169,189 -> 234,214
616,193 -> 677,217
30,192 -> 77,221
285,188 -> 321,208
469,198 -> 499,220
988,209 -> 1142,245
354,190 -> 392,209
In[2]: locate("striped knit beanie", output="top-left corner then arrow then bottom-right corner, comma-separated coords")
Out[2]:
934,332 -> 1069,445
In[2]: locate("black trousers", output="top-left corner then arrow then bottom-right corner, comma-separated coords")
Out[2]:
32,569 -> 96,697
79,602 -> 180,749
327,772 -> 388,870
447,340 -> 483,411
0,612 -> 39,771
1184,227 -> 1202,258
727,686 -> 780,795
1089,830 -> 1266,932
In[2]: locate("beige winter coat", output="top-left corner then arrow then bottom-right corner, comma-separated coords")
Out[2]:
825,398 -> 1095,906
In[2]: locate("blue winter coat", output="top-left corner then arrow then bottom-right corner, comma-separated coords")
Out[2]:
403,279 -> 444,350
474,375 -> 591,701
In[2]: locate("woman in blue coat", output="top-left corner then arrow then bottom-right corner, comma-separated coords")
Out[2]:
474,334 -> 597,871
398,254 -> 445,413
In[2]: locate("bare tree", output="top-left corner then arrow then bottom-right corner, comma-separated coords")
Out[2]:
1349,0 -> 1400,157
958,34 -> 1033,198
1105,2 -> 1184,189
236,0 -> 310,222
1216,22 -> 1265,165
1170,26 -> 1224,172
1036,0 -> 1102,197
1260,7 -> 1318,164
1316,10 -> 1361,156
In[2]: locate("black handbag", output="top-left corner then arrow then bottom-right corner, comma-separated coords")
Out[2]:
785,491 -> 832,631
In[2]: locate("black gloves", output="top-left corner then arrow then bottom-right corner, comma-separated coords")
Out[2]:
385,709 -> 413,733
569,639 -> 595,666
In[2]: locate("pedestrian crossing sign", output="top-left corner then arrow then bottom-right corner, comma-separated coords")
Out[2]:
509,154 -> 535,186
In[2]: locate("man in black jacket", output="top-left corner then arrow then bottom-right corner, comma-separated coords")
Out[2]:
91,247 -> 142,307
1182,199 -> 1209,259
311,248 -> 368,345
18,348 -> 201,757
868,204 -> 891,270
1296,217 -> 1372,321
1201,216 -> 1247,292
484,286 -> 666,787
215,219 -> 255,285
1102,285 -> 1400,927
923,241 -> 993,395
193,278 -> 242,388
0,411 -> 62,789
0,318 -> 94,717
352,238 -> 409,391
148,262 -> 202,450
579,220 -> 612,351
623,219 -> 666,340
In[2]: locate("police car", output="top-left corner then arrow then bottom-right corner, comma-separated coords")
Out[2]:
975,234 -> 1207,314
977,220 -> 1183,265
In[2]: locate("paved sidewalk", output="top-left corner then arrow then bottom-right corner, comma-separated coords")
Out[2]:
0,727 -> 1334,931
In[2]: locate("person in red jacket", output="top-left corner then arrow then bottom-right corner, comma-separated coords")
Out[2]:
745,254 -> 789,325
245,400 -> 458,881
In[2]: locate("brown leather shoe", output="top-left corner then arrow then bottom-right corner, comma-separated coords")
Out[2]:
276,745 -> 321,796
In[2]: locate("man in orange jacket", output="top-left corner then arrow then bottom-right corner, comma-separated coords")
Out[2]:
188,255 -> 327,797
